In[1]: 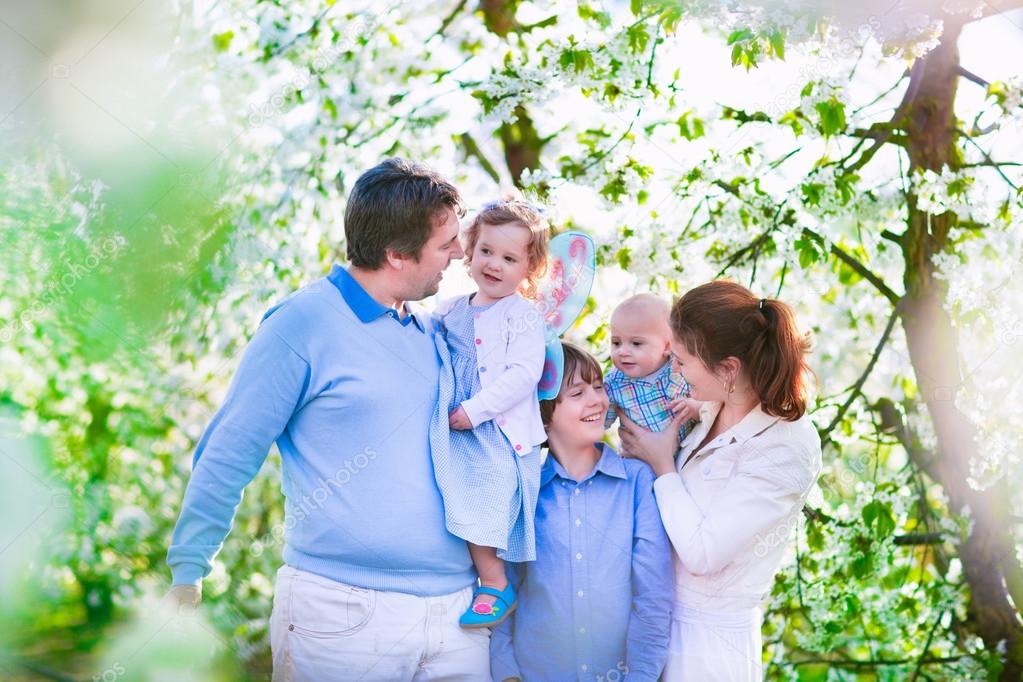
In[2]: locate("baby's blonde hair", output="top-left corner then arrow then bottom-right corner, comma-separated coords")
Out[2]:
463,198 -> 550,300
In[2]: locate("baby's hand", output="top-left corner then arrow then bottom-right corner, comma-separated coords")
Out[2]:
669,397 -> 703,423
448,405 -> 473,430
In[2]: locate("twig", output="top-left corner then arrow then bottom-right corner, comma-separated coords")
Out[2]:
431,0 -> 469,41
957,128 -> 1020,191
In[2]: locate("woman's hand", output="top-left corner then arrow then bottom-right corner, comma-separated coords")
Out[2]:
617,407 -> 684,477
448,405 -> 473,430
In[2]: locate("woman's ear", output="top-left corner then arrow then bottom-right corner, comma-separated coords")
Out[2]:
718,356 -> 742,383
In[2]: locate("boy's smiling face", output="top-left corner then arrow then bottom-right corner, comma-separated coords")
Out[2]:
609,304 -> 672,379
547,369 -> 609,446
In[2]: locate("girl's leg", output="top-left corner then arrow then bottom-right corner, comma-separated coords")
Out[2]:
468,543 -> 507,608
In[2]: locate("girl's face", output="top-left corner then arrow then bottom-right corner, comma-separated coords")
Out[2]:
547,369 -> 609,445
670,337 -> 726,402
469,222 -> 533,304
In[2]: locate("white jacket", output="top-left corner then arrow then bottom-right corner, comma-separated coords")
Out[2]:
434,293 -> 547,454
653,401 -> 823,611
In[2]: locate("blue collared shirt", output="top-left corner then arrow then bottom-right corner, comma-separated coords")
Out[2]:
167,264 -> 474,596
328,265 -> 425,331
491,443 -> 673,681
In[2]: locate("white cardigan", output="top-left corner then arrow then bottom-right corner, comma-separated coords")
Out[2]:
434,293 -> 547,454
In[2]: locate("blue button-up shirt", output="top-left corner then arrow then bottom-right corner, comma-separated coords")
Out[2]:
491,443 -> 673,681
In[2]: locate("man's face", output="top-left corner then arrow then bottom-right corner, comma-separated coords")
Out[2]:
401,207 -> 463,300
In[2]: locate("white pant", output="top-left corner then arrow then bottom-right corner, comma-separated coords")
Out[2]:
270,565 -> 491,681
662,604 -> 763,681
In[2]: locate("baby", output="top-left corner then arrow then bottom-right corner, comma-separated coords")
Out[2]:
605,293 -> 697,443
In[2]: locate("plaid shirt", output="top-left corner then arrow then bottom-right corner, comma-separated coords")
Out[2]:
605,360 -> 692,444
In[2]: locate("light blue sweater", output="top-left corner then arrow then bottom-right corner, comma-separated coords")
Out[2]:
167,266 -> 475,596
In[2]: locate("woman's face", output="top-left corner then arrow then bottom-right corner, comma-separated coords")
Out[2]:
670,336 -> 726,402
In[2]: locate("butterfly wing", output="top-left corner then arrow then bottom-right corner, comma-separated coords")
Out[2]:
535,231 -> 596,400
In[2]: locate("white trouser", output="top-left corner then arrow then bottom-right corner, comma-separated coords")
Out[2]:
662,604 -> 763,681
269,565 -> 491,681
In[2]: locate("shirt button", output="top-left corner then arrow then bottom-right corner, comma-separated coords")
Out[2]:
474,313 -> 481,319
575,518 -> 581,526
579,626 -> 586,634
577,590 -> 584,597
480,366 -> 486,373
573,488 -> 580,496
499,418 -> 507,426
581,664 -> 588,672
515,444 -> 522,451
575,552 -> 582,560
475,338 -> 482,345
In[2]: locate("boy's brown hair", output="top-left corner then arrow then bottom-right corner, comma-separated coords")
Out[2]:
539,341 -> 604,429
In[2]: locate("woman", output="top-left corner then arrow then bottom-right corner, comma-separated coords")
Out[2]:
618,280 -> 823,681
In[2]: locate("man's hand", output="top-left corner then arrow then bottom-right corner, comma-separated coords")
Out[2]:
448,405 -> 473,431
167,584 -> 202,613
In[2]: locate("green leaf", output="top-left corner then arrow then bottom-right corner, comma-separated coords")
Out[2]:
768,30 -> 785,60
323,98 -> 337,120
862,500 -> 896,538
794,237 -> 820,269
727,28 -> 755,45
676,111 -> 705,140
814,98 -> 847,137
615,247 -> 632,269
212,31 -> 234,53
627,24 -> 650,53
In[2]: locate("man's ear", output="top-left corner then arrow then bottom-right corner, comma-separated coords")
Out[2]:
384,248 -> 409,271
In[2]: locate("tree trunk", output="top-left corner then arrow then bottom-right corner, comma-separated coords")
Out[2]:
900,18 -> 1023,680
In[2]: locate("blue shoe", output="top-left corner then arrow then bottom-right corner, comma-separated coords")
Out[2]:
459,583 -> 517,629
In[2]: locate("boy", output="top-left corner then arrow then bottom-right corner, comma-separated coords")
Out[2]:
490,342 -> 672,681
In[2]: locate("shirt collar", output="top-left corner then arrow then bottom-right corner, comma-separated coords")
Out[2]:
327,264 -> 424,332
695,401 -> 780,446
729,403 -> 781,444
541,442 -> 628,486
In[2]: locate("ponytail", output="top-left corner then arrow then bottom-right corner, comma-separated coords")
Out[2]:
670,281 -> 813,420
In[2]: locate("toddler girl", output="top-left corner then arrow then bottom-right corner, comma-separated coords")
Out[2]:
430,199 -> 550,628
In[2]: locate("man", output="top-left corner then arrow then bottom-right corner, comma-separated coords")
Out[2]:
167,158 -> 490,680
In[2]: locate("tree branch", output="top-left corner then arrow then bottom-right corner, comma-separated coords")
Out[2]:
956,65 -> 989,88
820,303 -> 902,444
802,228 -> 901,304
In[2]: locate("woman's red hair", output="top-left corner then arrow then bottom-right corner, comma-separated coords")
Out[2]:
670,280 -> 813,421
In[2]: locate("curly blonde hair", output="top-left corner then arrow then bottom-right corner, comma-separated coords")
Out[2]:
462,199 -> 550,300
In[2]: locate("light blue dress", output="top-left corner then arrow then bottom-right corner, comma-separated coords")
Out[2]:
429,295 -> 541,563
